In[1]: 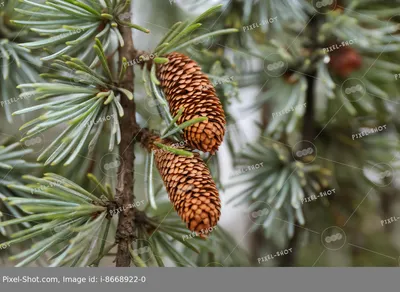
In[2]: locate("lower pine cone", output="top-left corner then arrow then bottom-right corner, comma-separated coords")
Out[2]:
153,142 -> 221,237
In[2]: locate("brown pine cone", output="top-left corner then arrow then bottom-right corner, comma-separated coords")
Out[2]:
157,52 -> 226,154
329,46 -> 362,78
153,141 -> 221,237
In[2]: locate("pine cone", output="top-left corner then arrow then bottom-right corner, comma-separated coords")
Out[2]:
329,46 -> 362,78
153,141 -> 221,237
157,52 -> 226,154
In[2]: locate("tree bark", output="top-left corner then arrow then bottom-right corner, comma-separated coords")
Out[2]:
115,6 -> 138,267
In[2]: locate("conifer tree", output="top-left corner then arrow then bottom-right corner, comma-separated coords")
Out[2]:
1,0 -> 400,267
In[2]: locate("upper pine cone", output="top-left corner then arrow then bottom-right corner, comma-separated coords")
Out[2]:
157,52 -> 226,154
153,142 -> 221,236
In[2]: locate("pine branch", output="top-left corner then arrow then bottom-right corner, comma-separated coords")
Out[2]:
114,3 -> 138,268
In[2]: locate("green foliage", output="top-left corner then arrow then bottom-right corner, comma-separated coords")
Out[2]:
14,0 -> 149,62
0,173 -> 112,267
0,1 -> 42,122
230,140 -> 329,240
0,138 -> 41,236
13,48 -> 132,165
